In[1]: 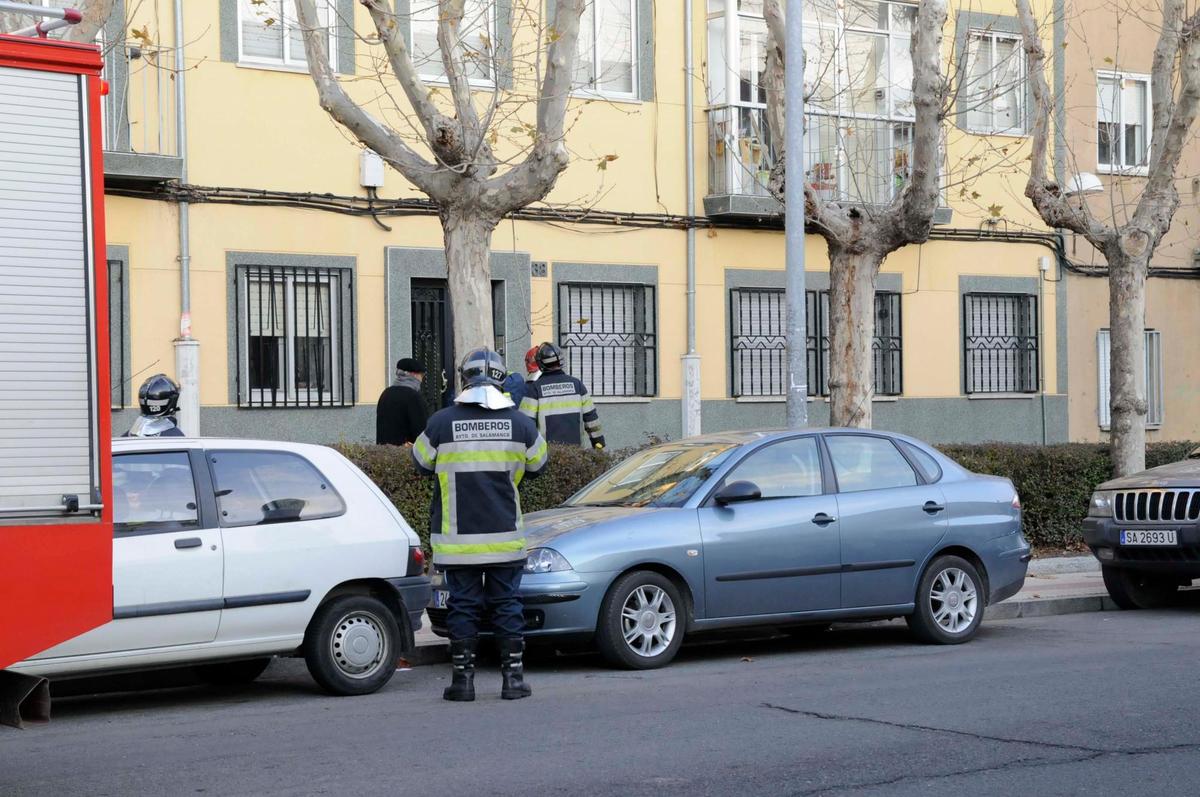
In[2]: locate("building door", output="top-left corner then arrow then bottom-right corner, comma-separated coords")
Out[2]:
411,279 -> 508,416
411,280 -> 455,414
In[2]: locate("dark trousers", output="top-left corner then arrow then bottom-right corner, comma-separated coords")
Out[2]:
445,565 -> 525,640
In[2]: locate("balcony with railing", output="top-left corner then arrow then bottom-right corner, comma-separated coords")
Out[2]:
102,43 -> 182,185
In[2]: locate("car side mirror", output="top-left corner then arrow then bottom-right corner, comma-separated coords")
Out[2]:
714,480 -> 762,506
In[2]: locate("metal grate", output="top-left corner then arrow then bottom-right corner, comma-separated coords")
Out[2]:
235,265 -> 354,408
963,293 -> 1038,394
1115,490 -> 1200,523
108,259 -> 129,408
730,288 -> 902,397
559,282 -> 657,397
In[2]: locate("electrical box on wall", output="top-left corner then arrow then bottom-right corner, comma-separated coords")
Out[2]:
360,149 -> 385,188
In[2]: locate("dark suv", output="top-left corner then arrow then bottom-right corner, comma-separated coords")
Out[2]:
1083,448 -> 1200,608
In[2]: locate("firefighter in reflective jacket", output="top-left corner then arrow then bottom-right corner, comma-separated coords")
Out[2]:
519,342 -> 606,450
412,347 -> 548,702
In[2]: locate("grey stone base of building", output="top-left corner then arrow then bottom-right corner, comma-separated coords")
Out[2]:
113,394 -> 1067,449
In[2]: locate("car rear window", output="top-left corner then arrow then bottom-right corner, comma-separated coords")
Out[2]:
208,450 -> 345,527
898,440 -> 943,483
825,435 -> 918,493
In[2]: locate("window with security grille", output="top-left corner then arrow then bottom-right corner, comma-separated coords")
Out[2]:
1097,328 -> 1163,429
730,288 -> 902,397
235,265 -> 355,408
559,283 -> 657,397
963,293 -> 1038,394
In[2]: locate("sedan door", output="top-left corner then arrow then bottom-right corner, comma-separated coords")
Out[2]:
35,449 -> 222,659
697,436 -> 841,619
824,434 -> 948,610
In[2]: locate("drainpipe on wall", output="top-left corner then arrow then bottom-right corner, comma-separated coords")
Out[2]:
682,0 -> 701,438
172,0 -> 199,436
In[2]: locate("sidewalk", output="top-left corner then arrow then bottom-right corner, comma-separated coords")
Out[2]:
405,555 -> 1111,665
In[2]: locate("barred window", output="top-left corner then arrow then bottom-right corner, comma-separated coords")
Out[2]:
730,288 -> 902,397
963,293 -> 1038,394
559,282 -> 656,397
235,265 -> 355,408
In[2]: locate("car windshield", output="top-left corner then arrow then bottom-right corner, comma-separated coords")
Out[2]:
567,441 -> 740,508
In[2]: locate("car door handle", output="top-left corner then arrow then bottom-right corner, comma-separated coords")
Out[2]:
923,501 -> 946,514
174,537 -> 203,549
811,512 -> 837,526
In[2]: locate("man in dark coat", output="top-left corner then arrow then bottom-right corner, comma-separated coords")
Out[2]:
376,358 -> 429,445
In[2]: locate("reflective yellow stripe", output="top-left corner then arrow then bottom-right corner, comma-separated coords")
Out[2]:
432,538 -> 527,554
437,451 -> 525,464
537,399 -> 584,412
526,439 -> 547,465
438,472 -> 450,534
414,436 -> 437,467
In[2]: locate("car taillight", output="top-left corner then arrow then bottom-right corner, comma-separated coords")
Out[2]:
1011,493 -> 1022,511
406,546 -> 426,577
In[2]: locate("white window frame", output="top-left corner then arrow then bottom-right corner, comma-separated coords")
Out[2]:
573,0 -> 640,100
242,271 -> 342,406
962,29 -> 1027,137
1097,329 -> 1163,429
1096,70 -> 1152,176
237,0 -> 338,71
410,0 -> 498,86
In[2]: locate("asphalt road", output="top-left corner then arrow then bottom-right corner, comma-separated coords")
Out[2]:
3,610 -> 1200,797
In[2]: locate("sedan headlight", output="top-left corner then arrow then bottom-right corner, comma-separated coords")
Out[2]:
524,548 -> 572,574
1088,490 -> 1116,518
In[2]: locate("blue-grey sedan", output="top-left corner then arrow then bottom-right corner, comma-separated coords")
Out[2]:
428,429 -> 1031,669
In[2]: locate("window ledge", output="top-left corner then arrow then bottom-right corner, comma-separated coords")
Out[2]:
733,395 -> 901,404
1096,165 -> 1149,177
237,61 -> 321,76
963,128 -> 1030,139
593,396 -> 654,404
966,393 -> 1038,400
570,89 -> 643,106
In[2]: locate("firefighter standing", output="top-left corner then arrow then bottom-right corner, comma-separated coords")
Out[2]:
412,348 -> 548,701
519,342 -> 605,450
124,374 -> 186,438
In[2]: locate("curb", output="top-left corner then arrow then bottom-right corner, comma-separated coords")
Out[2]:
402,591 -> 1117,666
1027,555 -> 1100,576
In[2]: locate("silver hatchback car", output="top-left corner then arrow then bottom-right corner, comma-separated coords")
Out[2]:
429,429 -> 1031,669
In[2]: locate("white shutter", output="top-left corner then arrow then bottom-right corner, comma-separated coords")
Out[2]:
1097,329 -> 1111,428
0,66 -> 96,513
1145,329 -> 1163,427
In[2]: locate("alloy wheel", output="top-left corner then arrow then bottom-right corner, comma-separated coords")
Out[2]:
620,585 -> 677,658
928,567 -> 978,635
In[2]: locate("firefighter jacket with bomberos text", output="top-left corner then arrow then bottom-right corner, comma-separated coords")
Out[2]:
518,370 -> 604,448
412,403 -> 548,566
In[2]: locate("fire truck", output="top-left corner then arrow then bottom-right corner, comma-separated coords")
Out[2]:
0,5 -> 113,728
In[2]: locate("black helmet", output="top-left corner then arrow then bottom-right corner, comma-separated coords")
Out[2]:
138,373 -> 180,417
458,348 -> 506,389
535,342 -> 565,371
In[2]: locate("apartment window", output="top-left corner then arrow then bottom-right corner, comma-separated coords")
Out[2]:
963,30 -> 1025,134
108,259 -> 129,408
730,288 -> 901,397
412,0 -> 495,82
574,0 -> 638,97
963,293 -> 1038,394
558,282 -> 656,397
235,265 -> 355,408
238,0 -> 336,68
1097,329 -> 1163,428
1097,72 -> 1150,172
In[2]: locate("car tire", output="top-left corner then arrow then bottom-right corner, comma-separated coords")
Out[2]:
303,595 -> 399,696
1101,566 -> 1178,610
596,571 -> 686,670
906,555 -> 985,645
195,657 -> 272,686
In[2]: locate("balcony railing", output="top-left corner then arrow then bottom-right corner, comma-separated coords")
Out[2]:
101,43 -> 182,183
707,105 -> 777,199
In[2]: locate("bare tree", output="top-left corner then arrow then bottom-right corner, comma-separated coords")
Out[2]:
294,0 -> 584,362
0,0 -> 115,41
763,0 -> 949,428
1016,0 -> 1200,475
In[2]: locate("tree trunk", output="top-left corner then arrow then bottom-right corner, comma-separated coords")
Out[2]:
442,208 -> 500,388
1107,248 -> 1149,477
827,248 -> 880,428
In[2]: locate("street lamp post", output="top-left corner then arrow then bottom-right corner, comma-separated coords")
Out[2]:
784,0 -> 808,428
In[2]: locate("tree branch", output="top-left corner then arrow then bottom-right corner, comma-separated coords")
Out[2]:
1140,9 -> 1200,207
436,0 -> 486,161
1149,0 -> 1183,151
295,0 -> 452,198
895,0 -> 947,242
64,0 -> 114,43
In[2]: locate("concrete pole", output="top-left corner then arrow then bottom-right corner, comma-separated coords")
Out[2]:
682,0 -> 702,438
172,0 -> 199,436
784,0 -> 808,428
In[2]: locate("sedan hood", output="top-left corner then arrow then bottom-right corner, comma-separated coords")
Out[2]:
523,505 -> 658,546
1102,458 -> 1200,490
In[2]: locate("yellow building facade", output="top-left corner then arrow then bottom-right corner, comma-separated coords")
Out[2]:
98,0 -> 1086,447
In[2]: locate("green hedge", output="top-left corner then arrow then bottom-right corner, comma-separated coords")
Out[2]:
337,441 -> 1198,554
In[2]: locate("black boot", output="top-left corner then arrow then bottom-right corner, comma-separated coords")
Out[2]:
443,638 -> 477,702
499,637 -> 532,700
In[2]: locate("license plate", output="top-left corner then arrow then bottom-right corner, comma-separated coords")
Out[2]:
432,589 -> 449,609
1120,529 -> 1178,546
